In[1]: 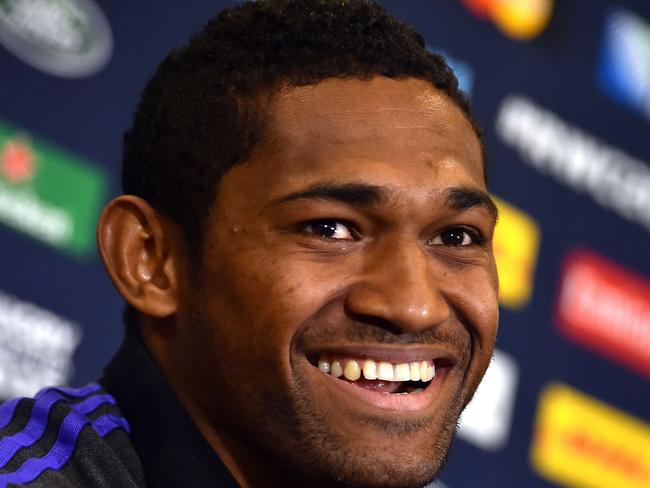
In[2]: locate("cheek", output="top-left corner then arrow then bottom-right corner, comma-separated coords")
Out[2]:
446,266 -> 499,404
443,265 -> 499,344
195,248 -> 344,366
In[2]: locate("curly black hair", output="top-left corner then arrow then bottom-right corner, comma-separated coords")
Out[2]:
122,0 -> 486,259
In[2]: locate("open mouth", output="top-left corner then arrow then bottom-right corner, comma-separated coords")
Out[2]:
309,354 -> 452,397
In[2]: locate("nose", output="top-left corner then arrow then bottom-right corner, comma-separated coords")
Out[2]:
344,238 -> 450,334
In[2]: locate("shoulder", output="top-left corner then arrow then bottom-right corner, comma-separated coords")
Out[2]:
0,383 -> 145,487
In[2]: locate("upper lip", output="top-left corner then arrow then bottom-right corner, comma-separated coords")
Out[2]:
305,344 -> 458,365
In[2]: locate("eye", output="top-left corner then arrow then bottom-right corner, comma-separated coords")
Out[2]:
428,227 -> 480,247
301,219 -> 356,240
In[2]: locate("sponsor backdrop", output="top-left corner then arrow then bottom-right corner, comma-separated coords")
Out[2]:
1,0 -> 648,486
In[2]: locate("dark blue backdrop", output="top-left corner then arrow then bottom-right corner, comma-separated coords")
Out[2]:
1,1 -> 649,487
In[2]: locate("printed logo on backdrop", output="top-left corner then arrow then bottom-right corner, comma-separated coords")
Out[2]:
556,249 -> 650,379
428,48 -> 474,98
496,95 -> 650,233
492,196 -> 540,309
598,8 -> 650,122
460,0 -> 554,40
531,384 -> 650,488
0,290 -> 81,399
0,120 -> 107,257
457,349 -> 519,451
423,481 -> 449,488
0,0 -> 112,78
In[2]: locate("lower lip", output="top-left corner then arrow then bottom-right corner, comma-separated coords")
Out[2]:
315,366 -> 448,412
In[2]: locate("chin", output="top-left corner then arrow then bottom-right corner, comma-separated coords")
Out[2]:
267,398 -> 461,488
285,438 -> 449,488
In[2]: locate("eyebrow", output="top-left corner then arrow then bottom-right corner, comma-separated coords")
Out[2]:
269,182 -> 499,222
270,182 -> 388,207
445,187 -> 499,223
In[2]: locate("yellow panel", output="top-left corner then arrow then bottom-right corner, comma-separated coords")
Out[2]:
531,384 -> 650,488
492,196 -> 540,309
492,0 -> 555,40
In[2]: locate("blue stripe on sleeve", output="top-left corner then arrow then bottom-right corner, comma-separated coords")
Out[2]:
0,410 -> 128,487
0,384 -> 118,469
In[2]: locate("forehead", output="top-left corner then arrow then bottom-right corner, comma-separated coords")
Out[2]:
226,77 -> 485,205
272,78 -> 479,166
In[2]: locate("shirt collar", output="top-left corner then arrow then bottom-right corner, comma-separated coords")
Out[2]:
100,311 -> 239,488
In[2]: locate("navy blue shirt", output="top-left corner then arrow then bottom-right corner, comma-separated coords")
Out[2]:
0,322 -> 239,487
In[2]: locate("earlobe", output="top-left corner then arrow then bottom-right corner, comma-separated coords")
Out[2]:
97,195 -> 183,318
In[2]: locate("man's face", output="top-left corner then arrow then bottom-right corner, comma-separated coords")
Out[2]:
177,77 -> 499,487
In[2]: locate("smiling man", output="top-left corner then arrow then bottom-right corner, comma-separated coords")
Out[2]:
0,1 -> 498,487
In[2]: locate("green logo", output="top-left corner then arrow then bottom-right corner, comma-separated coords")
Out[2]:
0,121 -> 107,257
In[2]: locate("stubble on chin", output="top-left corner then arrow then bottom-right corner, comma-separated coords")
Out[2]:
245,368 -> 466,488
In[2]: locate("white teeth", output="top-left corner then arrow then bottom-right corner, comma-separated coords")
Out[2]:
318,356 -> 436,383
419,361 -> 435,382
377,361 -> 395,381
362,359 -> 377,380
318,359 -> 330,373
331,360 -> 343,377
409,362 -> 421,381
343,360 -> 361,381
394,363 -> 410,381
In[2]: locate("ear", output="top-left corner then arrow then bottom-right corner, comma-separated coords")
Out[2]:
97,195 -> 186,318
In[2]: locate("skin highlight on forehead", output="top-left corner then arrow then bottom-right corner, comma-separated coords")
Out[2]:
226,77 -> 487,227
264,77 -> 484,182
